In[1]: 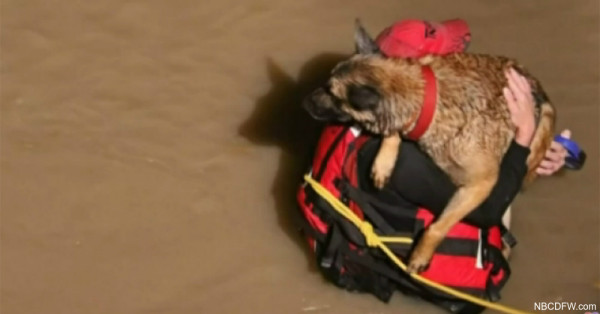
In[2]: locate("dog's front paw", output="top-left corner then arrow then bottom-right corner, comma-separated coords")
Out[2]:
407,252 -> 431,274
406,230 -> 441,274
371,154 -> 395,189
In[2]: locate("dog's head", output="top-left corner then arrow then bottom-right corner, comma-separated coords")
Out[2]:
303,20 -> 406,135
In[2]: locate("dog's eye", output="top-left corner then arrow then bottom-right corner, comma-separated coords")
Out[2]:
324,84 -> 343,104
347,85 -> 380,111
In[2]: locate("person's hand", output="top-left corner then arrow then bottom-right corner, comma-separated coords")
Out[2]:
503,68 -> 536,147
537,129 -> 570,176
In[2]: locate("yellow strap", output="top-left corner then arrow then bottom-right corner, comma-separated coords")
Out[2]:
304,175 -> 533,314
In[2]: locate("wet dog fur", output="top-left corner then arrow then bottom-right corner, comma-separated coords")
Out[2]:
303,20 -> 555,273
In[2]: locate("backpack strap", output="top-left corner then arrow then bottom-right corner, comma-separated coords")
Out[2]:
317,223 -> 446,303
315,127 -> 350,181
484,244 -> 512,302
335,178 -> 403,234
307,184 -> 370,247
319,222 -> 345,269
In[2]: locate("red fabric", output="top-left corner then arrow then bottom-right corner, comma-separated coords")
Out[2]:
343,135 -> 370,219
406,66 -> 437,141
297,125 -> 365,235
416,209 -> 503,248
375,19 -> 471,58
297,189 -> 328,234
297,125 -> 347,235
423,254 -> 492,289
490,268 -> 505,286
311,126 -> 347,199
416,208 -> 504,290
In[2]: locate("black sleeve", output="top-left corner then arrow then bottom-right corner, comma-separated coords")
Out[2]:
377,140 -> 530,229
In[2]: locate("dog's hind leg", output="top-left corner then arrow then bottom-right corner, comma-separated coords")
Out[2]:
407,163 -> 499,273
523,101 -> 555,187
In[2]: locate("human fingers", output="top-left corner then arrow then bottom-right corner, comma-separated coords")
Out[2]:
549,141 -> 567,156
544,149 -> 565,165
511,69 -> 534,105
507,70 -> 524,105
504,87 -> 517,111
538,159 -> 556,170
508,68 -> 527,96
542,152 -> 565,170
536,166 -> 555,176
514,68 -> 531,94
537,157 -> 565,175
508,69 -> 531,106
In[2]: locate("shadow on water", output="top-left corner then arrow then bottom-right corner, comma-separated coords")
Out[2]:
238,53 -> 349,269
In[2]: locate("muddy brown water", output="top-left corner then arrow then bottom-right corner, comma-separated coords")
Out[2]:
2,0 -> 599,313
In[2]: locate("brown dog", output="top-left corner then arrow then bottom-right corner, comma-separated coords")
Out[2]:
303,20 -> 555,273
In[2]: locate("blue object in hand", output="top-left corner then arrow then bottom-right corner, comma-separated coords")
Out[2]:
553,135 -> 586,170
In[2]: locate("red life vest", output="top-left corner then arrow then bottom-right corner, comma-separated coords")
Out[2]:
296,124 -> 512,313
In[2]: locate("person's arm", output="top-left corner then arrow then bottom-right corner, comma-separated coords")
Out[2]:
504,68 -> 571,176
383,139 -> 529,229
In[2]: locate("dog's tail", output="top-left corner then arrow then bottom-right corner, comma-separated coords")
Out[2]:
522,88 -> 556,188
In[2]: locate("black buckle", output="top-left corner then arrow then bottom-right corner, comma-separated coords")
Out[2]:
501,230 -> 518,249
320,224 -> 343,269
499,225 -> 517,248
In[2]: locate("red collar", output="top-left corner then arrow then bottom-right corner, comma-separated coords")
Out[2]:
405,65 -> 437,141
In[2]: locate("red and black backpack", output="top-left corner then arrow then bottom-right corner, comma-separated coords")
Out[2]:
296,124 -> 515,314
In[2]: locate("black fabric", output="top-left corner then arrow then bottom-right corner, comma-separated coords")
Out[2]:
484,245 -> 512,300
309,186 -> 369,247
335,178 -> 412,235
452,302 -> 486,314
314,223 -> 399,302
310,179 -> 480,258
297,207 -> 326,242
357,137 -> 531,229
336,179 -> 481,257
320,223 -> 344,268
353,180 -> 420,234
435,238 -> 480,257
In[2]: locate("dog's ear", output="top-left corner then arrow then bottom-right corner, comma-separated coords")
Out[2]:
354,19 -> 380,55
347,84 -> 380,110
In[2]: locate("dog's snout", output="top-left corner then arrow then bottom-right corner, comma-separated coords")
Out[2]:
309,87 -> 326,100
302,87 -> 352,123
302,87 -> 324,111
